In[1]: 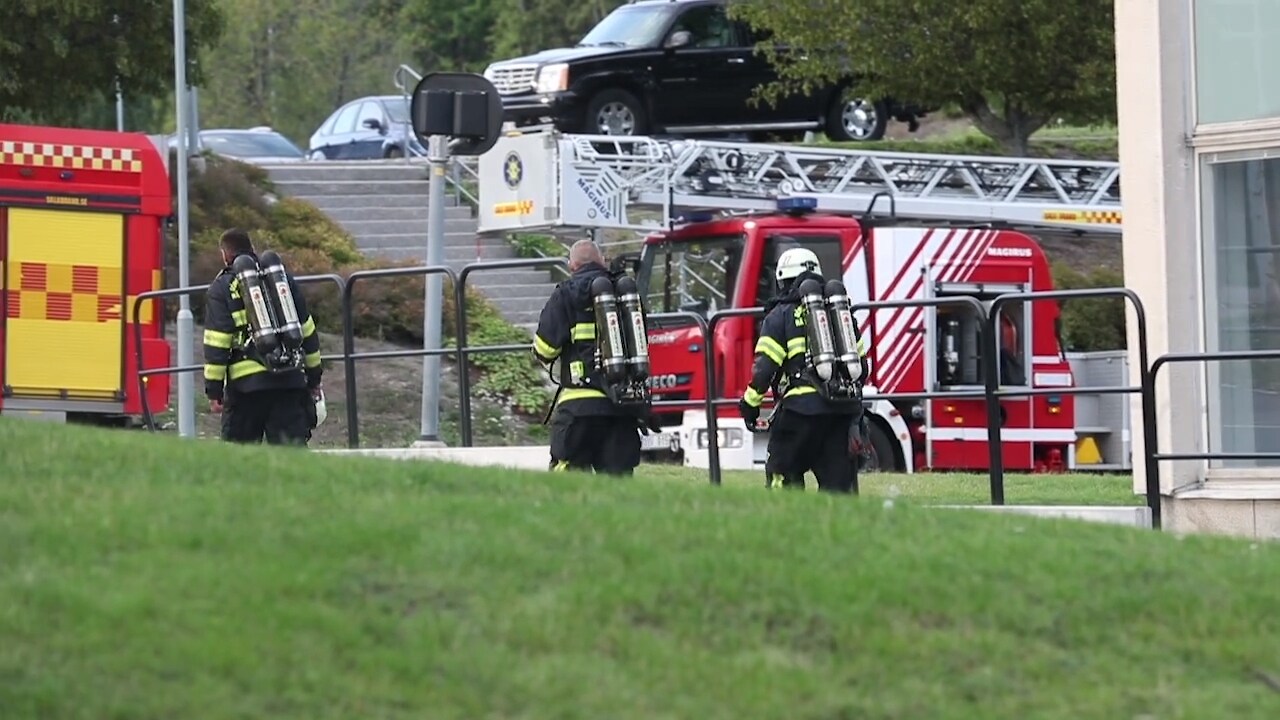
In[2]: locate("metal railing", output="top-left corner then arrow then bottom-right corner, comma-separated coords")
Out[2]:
1145,349 -> 1280,507
454,257 -> 569,446
125,262 -> 1187,529
981,288 -> 1157,524
130,273 -> 348,431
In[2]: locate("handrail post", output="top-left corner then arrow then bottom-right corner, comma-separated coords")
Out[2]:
984,287 -> 1151,516
456,257 -> 569,447
341,265 -> 456,449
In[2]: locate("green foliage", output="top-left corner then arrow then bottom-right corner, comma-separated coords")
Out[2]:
816,129 -> 1119,161
457,296 -> 551,415
509,233 -> 567,259
728,0 -> 1117,154
0,0 -> 225,126
195,0 -> 401,147
1051,262 -> 1128,351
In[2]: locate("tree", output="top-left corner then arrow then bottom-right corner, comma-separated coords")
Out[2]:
0,0 -> 225,127
727,0 -> 1117,154
488,0 -> 620,59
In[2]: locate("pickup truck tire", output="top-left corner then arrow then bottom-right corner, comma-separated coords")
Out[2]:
826,93 -> 889,142
584,88 -> 648,136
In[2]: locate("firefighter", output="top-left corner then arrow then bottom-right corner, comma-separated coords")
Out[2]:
202,228 -> 324,446
737,248 -> 870,492
532,239 -> 646,476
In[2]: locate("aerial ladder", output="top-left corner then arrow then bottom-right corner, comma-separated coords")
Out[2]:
475,131 -> 1122,237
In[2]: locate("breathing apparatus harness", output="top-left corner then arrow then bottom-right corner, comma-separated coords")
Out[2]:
539,260 -> 654,424
772,249 -> 866,412
227,250 -> 306,374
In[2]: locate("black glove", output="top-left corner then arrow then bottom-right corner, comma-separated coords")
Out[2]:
738,399 -> 760,430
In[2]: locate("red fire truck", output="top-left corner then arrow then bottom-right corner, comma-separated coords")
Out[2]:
478,131 -> 1125,473
0,123 -> 172,424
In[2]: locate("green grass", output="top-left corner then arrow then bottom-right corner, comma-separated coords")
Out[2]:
3,417 -> 1280,719
642,463 -> 1140,506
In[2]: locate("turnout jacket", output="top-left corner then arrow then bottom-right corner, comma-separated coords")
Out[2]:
202,251 -> 323,402
741,272 -> 869,416
532,261 -> 617,415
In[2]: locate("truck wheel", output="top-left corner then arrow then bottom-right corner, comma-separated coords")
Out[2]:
584,89 -> 648,136
825,91 -> 889,142
862,419 -> 902,473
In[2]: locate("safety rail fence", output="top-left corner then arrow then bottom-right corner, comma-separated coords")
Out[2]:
129,273 -> 349,430
982,288 -> 1159,527
129,266 -> 1165,527
1145,350 -> 1280,498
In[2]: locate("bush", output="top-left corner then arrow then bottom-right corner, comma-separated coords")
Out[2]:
1052,262 -> 1128,351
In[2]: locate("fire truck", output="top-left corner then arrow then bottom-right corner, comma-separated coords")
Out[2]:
0,123 -> 173,425
477,131 -> 1127,473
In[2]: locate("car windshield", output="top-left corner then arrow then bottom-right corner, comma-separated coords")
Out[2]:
578,4 -> 672,48
382,98 -> 410,124
200,132 -> 303,158
636,235 -> 745,315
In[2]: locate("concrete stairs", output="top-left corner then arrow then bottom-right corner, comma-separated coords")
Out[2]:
257,160 -> 559,332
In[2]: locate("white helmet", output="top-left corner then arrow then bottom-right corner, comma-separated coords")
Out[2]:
775,247 -> 822,284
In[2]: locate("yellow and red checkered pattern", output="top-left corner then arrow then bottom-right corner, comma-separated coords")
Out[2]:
4,261 -> 139,323
1079,210 -> 1122,225
0,140 -> 143,173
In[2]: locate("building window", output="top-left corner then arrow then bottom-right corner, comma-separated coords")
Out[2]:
1193,0 -> 1280,125
1201,151 -> 1280,468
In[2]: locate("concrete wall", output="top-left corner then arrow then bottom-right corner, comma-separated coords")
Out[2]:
1116,0 -> 1205,497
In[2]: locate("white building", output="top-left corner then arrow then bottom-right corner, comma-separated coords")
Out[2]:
1119,0 -> 1280,537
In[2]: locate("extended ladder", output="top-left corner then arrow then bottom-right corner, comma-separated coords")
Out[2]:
476,131 -> 1122,237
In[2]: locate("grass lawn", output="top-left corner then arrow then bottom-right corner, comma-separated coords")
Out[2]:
3,417 -> 1279,719
638,463 -> 1141,506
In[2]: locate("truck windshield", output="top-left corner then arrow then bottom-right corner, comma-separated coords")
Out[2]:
637,235 -> 744,315
579,4 -> 672,48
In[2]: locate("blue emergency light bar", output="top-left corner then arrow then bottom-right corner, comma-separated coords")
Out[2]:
777,196 -> 819,213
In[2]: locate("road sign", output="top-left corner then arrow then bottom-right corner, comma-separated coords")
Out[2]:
409,72 -> 503,157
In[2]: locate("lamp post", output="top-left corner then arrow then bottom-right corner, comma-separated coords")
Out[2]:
172,0 -> 195,438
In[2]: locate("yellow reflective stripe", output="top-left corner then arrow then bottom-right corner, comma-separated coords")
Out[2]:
754,336 -> 785,364
232,309 -> 247,326
785,386 -> 818,398
571,323 -> 595,341
743,386 -> 765,407
304,351 -> 322,369
533,334 -> 559,361
856,338 -> 867,354
551,460 -> 570,472
557,388 -> 606,404
229,359 -> 267,380
203,329 -> 233,349
787,337 -> 806,358
203,364 -> 226,381
301,316 -> 316,338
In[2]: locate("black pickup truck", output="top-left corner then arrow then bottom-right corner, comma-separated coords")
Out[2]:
481,0 -> 929,142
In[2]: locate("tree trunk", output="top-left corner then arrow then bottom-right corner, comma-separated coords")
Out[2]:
960,96 -> 1049,157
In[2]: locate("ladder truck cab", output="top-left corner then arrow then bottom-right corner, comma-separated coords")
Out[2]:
632,203 -> 1069,473
0,123 -> 173,425
477,131 -> 1125,473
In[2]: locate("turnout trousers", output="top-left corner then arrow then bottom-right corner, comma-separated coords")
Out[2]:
549,404 -> 642,476
765,408 -> 858,493
221,387 -> 316,446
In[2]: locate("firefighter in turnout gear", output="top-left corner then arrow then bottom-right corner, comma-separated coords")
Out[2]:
202,229 -> 324,445
737,247 -> 870,492
532,240 -> 653,476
